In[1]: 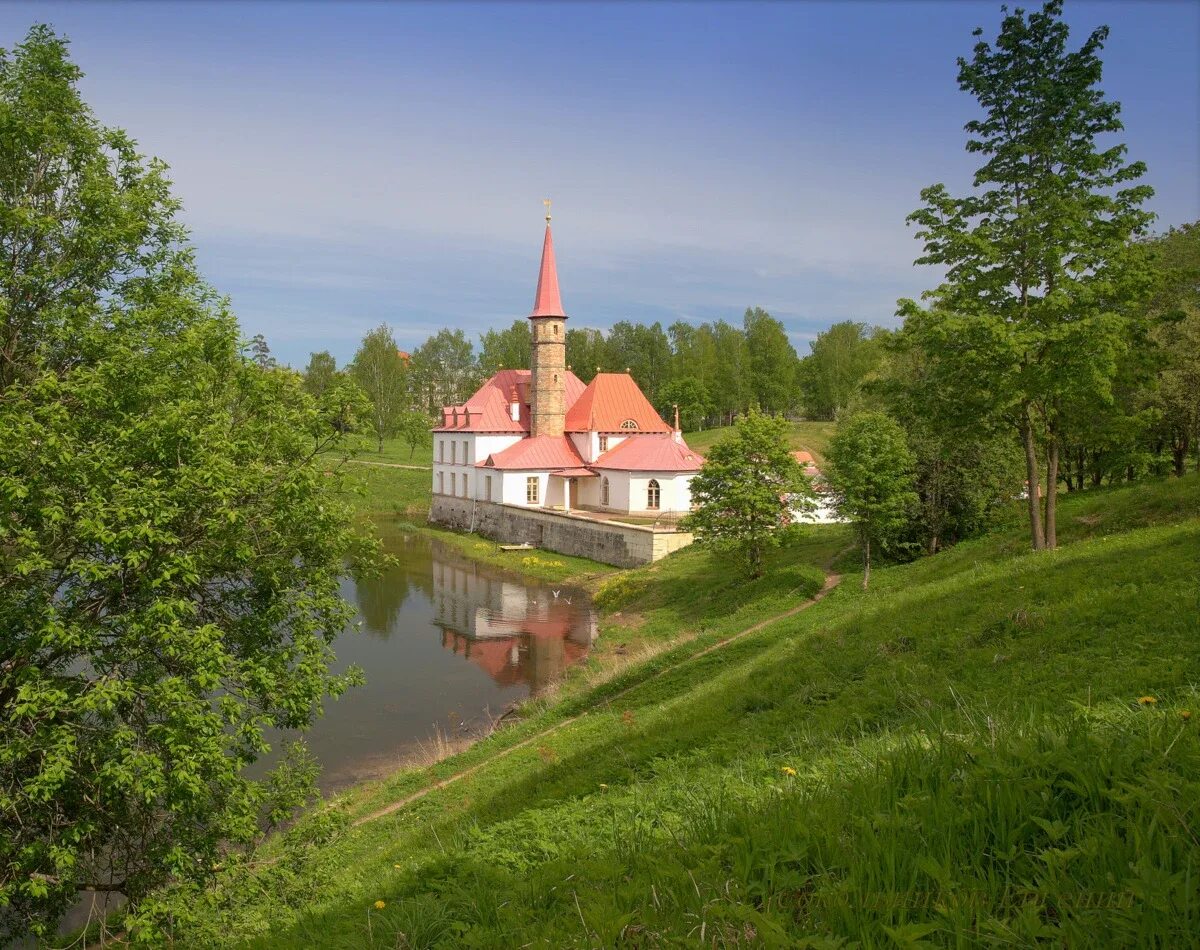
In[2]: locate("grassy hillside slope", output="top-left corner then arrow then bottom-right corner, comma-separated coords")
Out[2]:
148,477 -> 1197,947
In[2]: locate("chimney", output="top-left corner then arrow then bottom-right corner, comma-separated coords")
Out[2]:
672,404 -> 682,443
510,386 -> 521,422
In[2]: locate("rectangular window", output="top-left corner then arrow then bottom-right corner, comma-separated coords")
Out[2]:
463,440 -> 469,464
526,476 -> 539,505
461,473 -> 468,497
451,441 -> 456,464
485,475 -> 493,502
598,435 -> 609,453
438,438 -> 443,463
437,472 -> 443,494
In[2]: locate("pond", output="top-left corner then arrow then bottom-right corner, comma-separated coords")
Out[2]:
277,521 -> 598,793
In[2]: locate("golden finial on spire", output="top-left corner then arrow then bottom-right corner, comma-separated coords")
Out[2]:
543,197 -> 552,223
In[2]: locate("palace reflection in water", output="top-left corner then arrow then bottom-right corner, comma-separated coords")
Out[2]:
262,524 -> 597,793
433,558 -> 597,695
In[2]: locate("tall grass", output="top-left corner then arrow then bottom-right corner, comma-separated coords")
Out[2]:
126,477 -> 1199,947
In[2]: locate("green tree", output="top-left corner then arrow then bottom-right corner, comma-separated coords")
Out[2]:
410,328 -> 477,413
743,307 -> 799,414
397,408 -> 432,459
351,324 -> 410,452
1143,223 -> 1200,476
658,376 -> 713,432
248,332 -> 275,369
302,350 -> 338,398
605,320 -> 672,406
478,319 -> 530,375
0,27 -> 372,939
684,409 -> 812,577
566,326 -> 606,382
708,319 -> 751,424
826,412 -> 918,589
903,1 -> 1154,551
869,339 -> 1022,553
796,321 -> 885,421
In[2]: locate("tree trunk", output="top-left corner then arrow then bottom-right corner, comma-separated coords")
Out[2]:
1076,446 -> 1085,491
862,536 -> 871,590
1044,438 -> 1059,549
1020,411 -> 1045,550
1172,431 -> 1188,477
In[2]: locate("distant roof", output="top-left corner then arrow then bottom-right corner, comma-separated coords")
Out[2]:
564,373 -> 671,434
791,450 -> 816,465
435,369 -> 585,432
591,433 -> 704,472
478,435 -> 585,470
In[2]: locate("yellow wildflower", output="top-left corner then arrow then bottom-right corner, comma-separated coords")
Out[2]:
781,766 -> 797,777
1137,696 -> 1157,705
374,900 -> 386,910
393,864 -> 402,869
599,783 -> 608,788
1181,710 -> 1192,721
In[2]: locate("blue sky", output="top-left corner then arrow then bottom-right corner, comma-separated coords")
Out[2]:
3,1 -> 1197,367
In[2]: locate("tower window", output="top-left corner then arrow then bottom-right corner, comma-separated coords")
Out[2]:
601,477 -> 610,506
553,324 -> 559,335
647,479 -> 661,510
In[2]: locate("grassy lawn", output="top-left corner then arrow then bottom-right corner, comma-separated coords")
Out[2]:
142,474 -> 1200,947
325,433 -> 434,467
686,418 -> 837,463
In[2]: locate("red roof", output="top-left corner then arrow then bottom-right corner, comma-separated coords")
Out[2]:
435,369 -> 585,433
530,223 -> 565,319
550,467 -> 597,478
591,434 -> 704,472
564,373 -> 671,434
791,450 -> 816,465
479,435 -> 585,471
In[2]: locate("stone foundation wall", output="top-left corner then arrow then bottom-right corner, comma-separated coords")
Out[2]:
429,496 -> 693,568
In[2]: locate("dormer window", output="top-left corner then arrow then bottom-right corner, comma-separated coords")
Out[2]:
620,419 -> 639,430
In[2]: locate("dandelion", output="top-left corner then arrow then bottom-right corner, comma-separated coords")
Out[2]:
781,766 -> 797,777
393,864 -> 402,869
374,900 -> 386,910
1137,696 -> 1157,706
1181,710 -> 1192,721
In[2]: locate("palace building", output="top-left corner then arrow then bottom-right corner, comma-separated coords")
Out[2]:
431,215 -> 704,518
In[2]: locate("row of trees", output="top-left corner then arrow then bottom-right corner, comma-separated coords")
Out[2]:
300,310 -> 892,446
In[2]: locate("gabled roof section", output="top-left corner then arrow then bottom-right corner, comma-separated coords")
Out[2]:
478,435 -> 585,471
435,369 -> 585,432
564,373 -> 671,434
530,223 -> 566,319
591,433 -> 705,472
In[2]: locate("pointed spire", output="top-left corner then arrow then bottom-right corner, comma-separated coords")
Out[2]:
530,215 -> 566,319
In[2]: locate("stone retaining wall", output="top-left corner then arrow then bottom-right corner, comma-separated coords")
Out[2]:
429,496 -> 693,568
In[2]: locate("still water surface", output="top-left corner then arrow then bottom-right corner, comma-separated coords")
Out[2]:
288,521 -> 597,793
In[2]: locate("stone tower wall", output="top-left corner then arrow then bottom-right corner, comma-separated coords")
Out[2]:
530,316 -> 566,437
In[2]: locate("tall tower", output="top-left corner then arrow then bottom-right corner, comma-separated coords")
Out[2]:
529,204 -> 567,438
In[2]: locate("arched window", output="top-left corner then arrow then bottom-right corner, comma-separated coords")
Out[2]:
620,419 -> 639,430
601,477 -> 610,506
647,479 -> 660,510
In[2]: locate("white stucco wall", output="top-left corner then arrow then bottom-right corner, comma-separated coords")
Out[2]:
432,433 -> 523,500
592,470 -> 695,514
